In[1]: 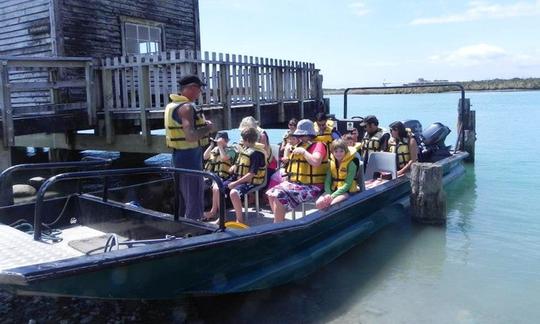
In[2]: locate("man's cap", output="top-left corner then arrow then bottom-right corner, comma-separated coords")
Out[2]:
215,131 -> 229,141
292,119 -> 317,137
179,75 -> 206,87
359,115 -> 378,126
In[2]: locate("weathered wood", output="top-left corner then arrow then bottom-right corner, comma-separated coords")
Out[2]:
250,64 -> 261,122
410,162 -> 447,225
219,55 -> 232,129
101,59 -> 114,144
0,62 -> 14,147
85,61 -> 96,125
276,66 -> 285,123
137,63 -> 151,143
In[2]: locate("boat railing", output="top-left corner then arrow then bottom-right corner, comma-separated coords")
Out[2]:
342,83 -> 467,153
33,167 -> 227,241
0,157 -> 113,207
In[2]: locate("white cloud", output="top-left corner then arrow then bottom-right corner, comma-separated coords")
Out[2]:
429,43 -> 540,70
349,1 -> 371,16
430,44 -> 508,65
410,0 -> 540,25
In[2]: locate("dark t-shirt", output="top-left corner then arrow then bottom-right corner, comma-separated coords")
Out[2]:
248,151 -> 265,174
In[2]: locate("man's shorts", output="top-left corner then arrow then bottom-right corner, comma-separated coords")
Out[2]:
266,181 -> 321,211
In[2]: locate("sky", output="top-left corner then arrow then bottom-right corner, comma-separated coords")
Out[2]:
199,0 -> 540,88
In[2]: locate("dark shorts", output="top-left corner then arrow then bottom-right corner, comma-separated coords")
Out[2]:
223,177 -> 256,199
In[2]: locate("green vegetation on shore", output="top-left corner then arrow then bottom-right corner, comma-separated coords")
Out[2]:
325,78 -> 540,95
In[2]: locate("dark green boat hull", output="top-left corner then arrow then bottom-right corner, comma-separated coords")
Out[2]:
0,153 -> 467,299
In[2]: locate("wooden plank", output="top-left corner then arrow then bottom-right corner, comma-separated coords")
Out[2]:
9,79 -> 87,91
120,56 -> 128,109
153,64 -> 161,109
129,55 -> 137,109
170,50 -> 178,95
137,64 -> 151,143
0,63 -> 14,146
112,57 -> 121,108
85,61 -> 96,125
230,54 -> 237,103
296,63 -> 305,118
250,64 -> 261,122
101,58 -> 114,144
276,65 -> 285,123
203,51 -> 211,105
219,54 -> 231,129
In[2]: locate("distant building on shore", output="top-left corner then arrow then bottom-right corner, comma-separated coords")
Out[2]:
404,78 -> 449,86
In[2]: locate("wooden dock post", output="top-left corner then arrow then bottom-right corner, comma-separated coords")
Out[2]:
458,98 -> 476,162
410,162 -> 447,225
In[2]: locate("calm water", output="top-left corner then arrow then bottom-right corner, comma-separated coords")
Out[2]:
185,91 -> 540,323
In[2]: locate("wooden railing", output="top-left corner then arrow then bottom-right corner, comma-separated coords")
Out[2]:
99,50 -> 322,136
0,56 -> 95,147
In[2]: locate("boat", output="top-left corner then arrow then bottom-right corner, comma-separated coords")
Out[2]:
0,85 -> 471,299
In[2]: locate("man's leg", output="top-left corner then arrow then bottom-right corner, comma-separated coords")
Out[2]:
173,147 -> 204,220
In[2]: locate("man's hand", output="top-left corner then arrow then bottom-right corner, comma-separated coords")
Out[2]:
292,147 -> 306,155
216,137 -> 226,147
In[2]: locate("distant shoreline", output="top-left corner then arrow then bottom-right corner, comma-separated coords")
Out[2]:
324,78 -> 540,95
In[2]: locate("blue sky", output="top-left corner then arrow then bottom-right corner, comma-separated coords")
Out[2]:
199,0 -> 540,88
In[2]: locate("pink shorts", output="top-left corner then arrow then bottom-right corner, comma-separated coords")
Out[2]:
266,181 -> 321,211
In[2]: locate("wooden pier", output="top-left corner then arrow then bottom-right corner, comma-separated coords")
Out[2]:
0,51 -> 324,168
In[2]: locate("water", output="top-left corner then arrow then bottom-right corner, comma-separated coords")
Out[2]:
7,91 -> 539,322
186,91 -> 540,323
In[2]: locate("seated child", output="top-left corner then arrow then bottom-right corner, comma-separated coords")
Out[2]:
222,127 -> 267,224
203,131 -> 237,220
268,134 -> 300,189
316,139 -> 359,210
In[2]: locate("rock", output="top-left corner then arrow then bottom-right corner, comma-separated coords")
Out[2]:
12,184 -> 36,198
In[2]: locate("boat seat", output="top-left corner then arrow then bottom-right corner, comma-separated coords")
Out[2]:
242,174 -> 268,221
364,152 -> 397,180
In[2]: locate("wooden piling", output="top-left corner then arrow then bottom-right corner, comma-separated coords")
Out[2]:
410,162 -> 447,225
458,98 -> 476,162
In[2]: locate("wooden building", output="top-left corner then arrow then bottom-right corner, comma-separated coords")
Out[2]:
0,0 -> 324,170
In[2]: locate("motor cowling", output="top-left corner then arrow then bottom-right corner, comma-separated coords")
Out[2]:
419,122 -> 452,162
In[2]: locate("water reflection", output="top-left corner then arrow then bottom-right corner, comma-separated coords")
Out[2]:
445,164 -> 477,266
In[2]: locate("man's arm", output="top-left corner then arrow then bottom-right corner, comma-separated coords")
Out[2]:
177,104 -> 213,142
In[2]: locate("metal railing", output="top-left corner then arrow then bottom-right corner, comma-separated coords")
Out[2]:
33,167 -> 226,241
0,158 -> 112,206
343,83 -> 467,151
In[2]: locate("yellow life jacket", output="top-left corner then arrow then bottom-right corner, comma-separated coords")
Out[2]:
388,136 -> 411,169
204,146 -> 235,179
286,142 -> 328,185
164,94 -> 209,150
329,147 -> 359,193
314,121 -> 335,146
235,144 -> 267,185
361,128 -> 385,156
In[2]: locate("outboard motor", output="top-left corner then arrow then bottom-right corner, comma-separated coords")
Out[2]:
402,119 -> 423,136
420,122 -> 452,162
402,119 -> 424,151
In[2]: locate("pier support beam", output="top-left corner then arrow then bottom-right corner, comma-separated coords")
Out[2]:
410,162 -> 447,225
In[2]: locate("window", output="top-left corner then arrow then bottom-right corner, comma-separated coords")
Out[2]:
124,22 -> 163,55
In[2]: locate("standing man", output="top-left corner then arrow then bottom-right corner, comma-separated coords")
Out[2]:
359,115 -> 390,168
164,75 -> 215,220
